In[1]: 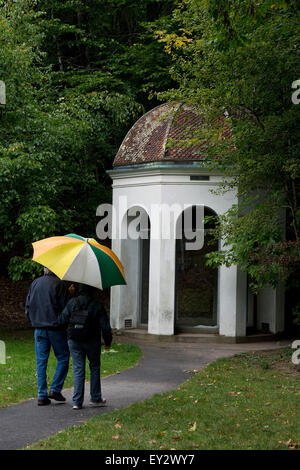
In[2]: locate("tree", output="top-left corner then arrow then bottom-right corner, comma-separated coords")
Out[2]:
155,0 -> 300,293
37,0 -> 176,108
0,0 -> 178,279
0,0 -> 153,279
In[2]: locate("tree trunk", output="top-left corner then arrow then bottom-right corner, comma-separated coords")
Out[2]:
51,8 -> 64,72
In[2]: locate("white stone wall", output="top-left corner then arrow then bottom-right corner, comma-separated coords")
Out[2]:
107,165 -> 284,338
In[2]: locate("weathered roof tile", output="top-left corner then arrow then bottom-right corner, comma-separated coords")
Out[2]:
113,103 -> 230,167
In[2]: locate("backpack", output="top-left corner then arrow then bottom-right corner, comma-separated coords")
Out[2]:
68,297 -> 93,342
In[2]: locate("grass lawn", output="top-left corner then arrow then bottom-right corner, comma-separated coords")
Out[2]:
29,348 -> 300,450
0,329 -> 142,408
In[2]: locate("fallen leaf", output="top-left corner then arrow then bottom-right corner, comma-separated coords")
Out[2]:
278,439 -> 299,449
114,423 -> 123,429
112,435 -> 120,440
189,422 -> 197,432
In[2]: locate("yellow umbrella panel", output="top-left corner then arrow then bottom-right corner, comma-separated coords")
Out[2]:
32,234 -> 126,289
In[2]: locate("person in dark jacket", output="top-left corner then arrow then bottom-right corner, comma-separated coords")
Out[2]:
25,268 -> 70,406
57,283 -> 112,410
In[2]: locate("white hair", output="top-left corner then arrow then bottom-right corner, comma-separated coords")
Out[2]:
44,267 -> 52,275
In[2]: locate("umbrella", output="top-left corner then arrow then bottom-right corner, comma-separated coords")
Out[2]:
32,233 -> 126,289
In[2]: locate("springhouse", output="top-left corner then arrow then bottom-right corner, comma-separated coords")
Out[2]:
106,103 -> 284,341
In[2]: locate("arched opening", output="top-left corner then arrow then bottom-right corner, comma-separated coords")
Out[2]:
175,206 -> 219,332
138,214 -> 150,327
121,206 -> 150,328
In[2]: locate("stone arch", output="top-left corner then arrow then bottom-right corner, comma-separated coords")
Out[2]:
174,205 -> 219,332
119,205 -> 151,328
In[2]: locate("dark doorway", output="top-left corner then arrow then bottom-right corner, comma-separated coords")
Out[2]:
175,206 -> 218,331
138,216 -> 150,326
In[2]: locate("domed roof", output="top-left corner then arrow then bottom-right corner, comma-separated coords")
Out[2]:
113,102 -> 230,167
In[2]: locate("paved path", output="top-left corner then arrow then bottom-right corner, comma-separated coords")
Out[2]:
0,337 -> 290,450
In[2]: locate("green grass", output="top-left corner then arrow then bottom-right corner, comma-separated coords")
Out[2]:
0,329 -> 142,408
29,348 -> 300,450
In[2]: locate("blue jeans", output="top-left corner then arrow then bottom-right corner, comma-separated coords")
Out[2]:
68,339 -> 102,407
34,329 -> 70,399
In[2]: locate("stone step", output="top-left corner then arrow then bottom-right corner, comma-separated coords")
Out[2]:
115,328 -> 282,344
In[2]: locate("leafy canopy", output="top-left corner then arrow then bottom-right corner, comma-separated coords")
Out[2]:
0,0 -> 175,279
156,0 -> 300,289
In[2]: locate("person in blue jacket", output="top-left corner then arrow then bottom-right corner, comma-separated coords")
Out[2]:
57,283 -> 112,410
25,268 -> 70,406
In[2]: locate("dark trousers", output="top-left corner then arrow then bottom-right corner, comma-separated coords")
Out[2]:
34,329 -> 69,399
68,338 -> 102,406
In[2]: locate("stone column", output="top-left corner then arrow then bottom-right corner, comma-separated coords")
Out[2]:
257,285 -> 285,334
148,236 -> 176,336
109,192 -> 128,330
219,263 -> 247,338
110,236 -> 122,330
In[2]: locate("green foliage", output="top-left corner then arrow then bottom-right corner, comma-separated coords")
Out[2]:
37,0 -> 175,104
157,0 -> 300,289
0,0 -> 175,278
2,0 -> 298,292
292,303 -> 300,334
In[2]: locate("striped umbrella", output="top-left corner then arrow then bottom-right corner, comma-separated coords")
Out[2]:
32,234 -> 126,289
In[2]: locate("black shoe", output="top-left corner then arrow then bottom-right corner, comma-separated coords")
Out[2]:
38,397 -> 51,406
89,398 -> 107,407
48,391 -> 66,402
